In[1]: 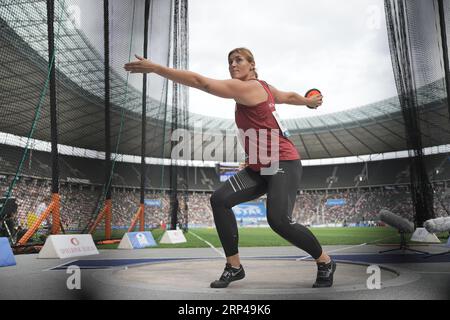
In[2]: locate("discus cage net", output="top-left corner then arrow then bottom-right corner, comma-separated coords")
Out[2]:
1,0 -> 450,249
384,0 -> 450,227
0,0 -> 189,247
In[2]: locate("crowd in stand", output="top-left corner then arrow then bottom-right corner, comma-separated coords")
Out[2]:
292,188 -> 416,226
1,175 -> 449,232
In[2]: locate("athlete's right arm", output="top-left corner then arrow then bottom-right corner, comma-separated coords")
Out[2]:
124,55 -> 252,101
268,85 -> 323,108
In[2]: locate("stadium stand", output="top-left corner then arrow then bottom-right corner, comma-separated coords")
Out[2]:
1,144 -> 448,231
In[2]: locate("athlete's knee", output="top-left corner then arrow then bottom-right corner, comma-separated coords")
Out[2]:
210,190 -> 228,210
267,214 -> 293,233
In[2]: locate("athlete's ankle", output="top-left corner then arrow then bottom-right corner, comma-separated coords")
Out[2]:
226,254 -> 241,269
316,254 -> 331,264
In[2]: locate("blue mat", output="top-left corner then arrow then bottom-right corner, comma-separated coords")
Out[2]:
50,252 -> 450,270
51,257 -> 208,270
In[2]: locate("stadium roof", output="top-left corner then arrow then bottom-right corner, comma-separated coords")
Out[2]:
1,1 -> 449,160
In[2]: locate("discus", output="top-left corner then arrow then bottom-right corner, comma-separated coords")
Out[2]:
305,88 -> 322,109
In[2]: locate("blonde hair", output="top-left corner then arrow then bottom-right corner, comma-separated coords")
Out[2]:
228,47 -> 258,79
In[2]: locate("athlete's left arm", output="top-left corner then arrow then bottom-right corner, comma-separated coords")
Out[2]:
268,85 -> 323,108
124,55 -> 255,102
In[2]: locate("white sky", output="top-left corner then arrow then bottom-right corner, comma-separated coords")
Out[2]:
188,0 -> 397,120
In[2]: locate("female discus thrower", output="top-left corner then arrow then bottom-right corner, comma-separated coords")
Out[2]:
124,48 -> 336,288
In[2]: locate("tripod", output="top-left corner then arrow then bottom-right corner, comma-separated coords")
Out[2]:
379,231 -> 429,254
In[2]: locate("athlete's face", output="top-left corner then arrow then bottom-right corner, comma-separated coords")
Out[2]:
228,53 -> 255,80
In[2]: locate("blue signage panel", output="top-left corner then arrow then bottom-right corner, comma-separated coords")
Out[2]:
128,232 -> 157,249
220,171 -> 238,182
144,199 -> 162,207
232,202 -> 267,220
0,237 -> 16,267
326,199 -> 346,206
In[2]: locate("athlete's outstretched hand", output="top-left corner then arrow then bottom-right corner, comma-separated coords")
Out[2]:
124,54 -> 159,74
306,94 -> 323,109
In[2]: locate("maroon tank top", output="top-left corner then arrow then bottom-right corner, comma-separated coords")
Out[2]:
235,80 -> 300,172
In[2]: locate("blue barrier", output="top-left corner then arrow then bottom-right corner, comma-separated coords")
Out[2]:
0,237 -> 16,267
124,232 -> 157,249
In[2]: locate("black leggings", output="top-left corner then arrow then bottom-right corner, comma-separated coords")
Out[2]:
210,160 -> 323,259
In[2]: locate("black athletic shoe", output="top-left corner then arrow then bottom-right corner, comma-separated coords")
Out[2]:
312,259 -> 336,288
210,263 -> 245,288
